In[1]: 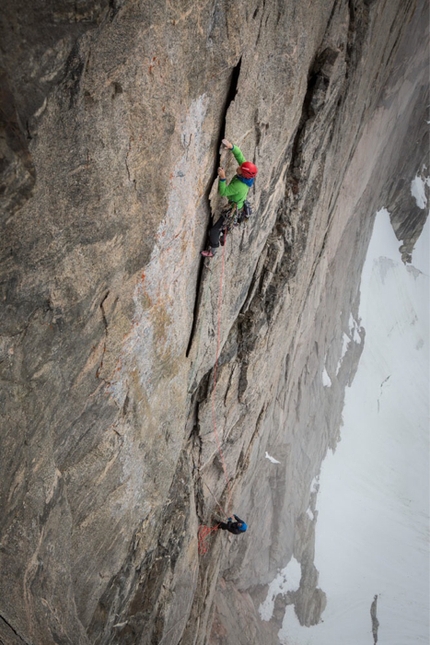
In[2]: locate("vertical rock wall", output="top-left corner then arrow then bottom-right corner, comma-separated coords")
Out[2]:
0,0 -> 427,643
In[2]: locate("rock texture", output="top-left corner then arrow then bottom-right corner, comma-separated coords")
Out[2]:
0,1 -> 428,644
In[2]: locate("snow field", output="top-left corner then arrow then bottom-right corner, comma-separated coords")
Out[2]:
264,209 -> 429,645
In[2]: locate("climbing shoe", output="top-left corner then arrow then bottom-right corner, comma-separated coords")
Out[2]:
201,249 -> 215,258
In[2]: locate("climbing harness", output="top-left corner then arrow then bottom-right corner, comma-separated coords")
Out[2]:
222,201 -> 252,234
222,203 -> 238,231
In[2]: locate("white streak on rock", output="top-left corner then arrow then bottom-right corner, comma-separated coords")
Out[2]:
265,451 -> 281,464
322,367 -> 332,387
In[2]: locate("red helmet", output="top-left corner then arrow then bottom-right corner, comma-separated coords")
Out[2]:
240,161 -> 258,178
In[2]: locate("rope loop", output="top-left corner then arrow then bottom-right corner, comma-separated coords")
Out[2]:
198,524 -> 219,555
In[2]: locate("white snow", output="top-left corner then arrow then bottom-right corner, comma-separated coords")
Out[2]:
321,366 -> 332,387
336,332 -> 351,374
277,209 -> 429,645
411,213 -> 429,275
410,173 -> 430,209
259,557 -> 302,621
348,313 -> 362,343
265,451 -> 281,464
310,477 -> 319,494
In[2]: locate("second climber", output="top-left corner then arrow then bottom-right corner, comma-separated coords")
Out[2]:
217,514 -> 248,534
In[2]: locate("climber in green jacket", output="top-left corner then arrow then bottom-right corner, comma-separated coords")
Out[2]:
201,139 -> 258,258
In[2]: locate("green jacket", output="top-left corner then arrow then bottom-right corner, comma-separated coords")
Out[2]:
218,145 -> 253,210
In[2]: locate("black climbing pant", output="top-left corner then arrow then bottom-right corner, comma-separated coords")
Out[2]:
208,215 -> 227,249
218,521 -> 243,535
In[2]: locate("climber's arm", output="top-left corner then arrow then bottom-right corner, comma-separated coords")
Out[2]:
218,176 -> 241,200
231,144 -> 246,165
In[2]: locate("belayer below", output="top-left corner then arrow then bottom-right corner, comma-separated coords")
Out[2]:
201,139 -> 258,258
218,514 -> 248,534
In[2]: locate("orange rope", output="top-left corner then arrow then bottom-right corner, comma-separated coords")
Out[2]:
210,228 -> 233,517
203,480 -> 228,520
198,208 -> 239,558
198,524 -> 219,555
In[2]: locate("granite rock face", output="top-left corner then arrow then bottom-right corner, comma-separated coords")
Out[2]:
0,1 -> 428,644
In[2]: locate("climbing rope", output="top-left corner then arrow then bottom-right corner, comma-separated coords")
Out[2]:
198,223 -> 238,555
210,229 -> 234,515
202,479 -> 228,519
198,524 -> 219,556
198,195 -> 252,555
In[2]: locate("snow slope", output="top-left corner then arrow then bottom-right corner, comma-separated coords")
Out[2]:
272,209 -> 429,644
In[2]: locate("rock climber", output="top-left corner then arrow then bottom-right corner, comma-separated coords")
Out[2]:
217,514 -> 248,534
201,139 -> 258,258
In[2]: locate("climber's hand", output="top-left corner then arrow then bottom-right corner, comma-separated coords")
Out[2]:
218,167 -> 226,179
222,139 -> 233,149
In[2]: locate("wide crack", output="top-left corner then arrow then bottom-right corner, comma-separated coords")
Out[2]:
185,58 -> 242,358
